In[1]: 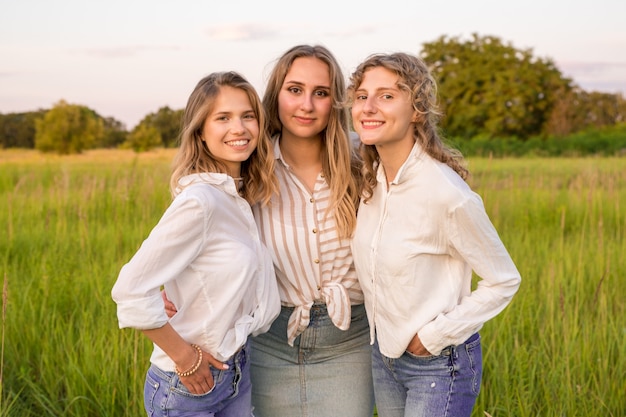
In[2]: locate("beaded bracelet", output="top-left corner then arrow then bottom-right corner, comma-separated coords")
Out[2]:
175,344 -> 203,377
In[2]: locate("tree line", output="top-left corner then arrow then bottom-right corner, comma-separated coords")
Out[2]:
1,34 -> 625,155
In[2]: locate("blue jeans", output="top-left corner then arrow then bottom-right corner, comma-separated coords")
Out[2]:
143,342 -> 252,417
250,303 -> 374,417
372,333 -> 482,417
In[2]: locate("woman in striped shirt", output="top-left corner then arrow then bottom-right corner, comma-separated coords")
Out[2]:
249,44 -> 375,417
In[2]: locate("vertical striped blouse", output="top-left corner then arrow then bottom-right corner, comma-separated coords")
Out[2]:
253,137 -> 364,346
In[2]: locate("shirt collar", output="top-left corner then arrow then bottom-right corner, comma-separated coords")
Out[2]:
175,172 -> 238,196
377,141 -> 425,186
271,134 -> 289,167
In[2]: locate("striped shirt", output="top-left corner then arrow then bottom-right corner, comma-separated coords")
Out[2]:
253,137 -> 364,346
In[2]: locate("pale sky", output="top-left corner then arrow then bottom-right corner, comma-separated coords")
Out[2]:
1,0 -> 625,129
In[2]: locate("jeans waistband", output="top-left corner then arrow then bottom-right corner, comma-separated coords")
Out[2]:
281,303 -> 365,321
310,302 -> 328,317
281,303 -> 365,312
281,302 -> 325,311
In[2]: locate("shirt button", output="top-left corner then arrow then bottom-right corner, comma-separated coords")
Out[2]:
312,228 -> 317,234
314,259 -> 320,264
310,198 -> 314,203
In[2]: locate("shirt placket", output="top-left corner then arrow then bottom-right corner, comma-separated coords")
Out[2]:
310,184 -> 323,299
372,184 -> 390,334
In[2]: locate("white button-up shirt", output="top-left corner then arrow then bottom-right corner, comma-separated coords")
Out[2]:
112,173 -> 280,367
352,143 -> 521,358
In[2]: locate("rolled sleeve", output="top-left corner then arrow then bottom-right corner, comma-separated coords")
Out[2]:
111,194 -> 207,330
115,294 -> 169,329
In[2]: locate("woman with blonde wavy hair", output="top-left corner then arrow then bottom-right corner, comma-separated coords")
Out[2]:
113,71 -> 280,417
249,44 -> 374,417
348,52 -> 521,417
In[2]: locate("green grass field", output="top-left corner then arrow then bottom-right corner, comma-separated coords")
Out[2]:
1,149 -> 624,416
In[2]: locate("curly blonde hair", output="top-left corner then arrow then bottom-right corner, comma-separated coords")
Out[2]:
170,71 -> 278,206
347,52 -> 468,203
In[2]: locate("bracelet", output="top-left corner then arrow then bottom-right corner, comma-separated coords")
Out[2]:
175,344 -> 203,377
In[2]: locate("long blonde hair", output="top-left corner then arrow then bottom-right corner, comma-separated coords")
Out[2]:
347,52 -> 468,202
263,45 -> 360,238
170,71 -> 278,206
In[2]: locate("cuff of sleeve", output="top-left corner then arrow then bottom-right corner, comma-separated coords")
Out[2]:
419,318 -> 482,356
116,295 -> 169,329
418,322 -> 449,356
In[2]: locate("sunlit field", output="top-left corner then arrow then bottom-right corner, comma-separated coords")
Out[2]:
1,149 -> 624,416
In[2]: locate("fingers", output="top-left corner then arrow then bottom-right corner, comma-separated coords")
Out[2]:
179,349 -> 227,394
164,303 -> 177,318
161,290 -> 178,318
407,333 -> 430,356
180,349 -> 214,394
204,351 -> 229,370
181,367 -> 215,394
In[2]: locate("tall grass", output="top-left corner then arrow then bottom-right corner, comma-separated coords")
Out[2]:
1,149 -> 172,416
1,150 -> 624,416
467,157 -> 626,416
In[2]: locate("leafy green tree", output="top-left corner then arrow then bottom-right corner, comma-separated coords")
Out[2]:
583,91 -> 626,128
0,110 -> 46,148
34,100 -> 104,154
137,106 -> 183,147
545,89 -> 626,136
97,116 -> 128,148
123,123 -> 162,152
421,33 -> 571,140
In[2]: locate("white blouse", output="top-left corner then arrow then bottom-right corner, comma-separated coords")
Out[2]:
112,173 -> 280,367
352,143 -> 521,358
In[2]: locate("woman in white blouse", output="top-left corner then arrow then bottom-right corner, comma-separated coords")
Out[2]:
249,44 -> 374,417
348,52 -> 521,417
111,71 -> 280,417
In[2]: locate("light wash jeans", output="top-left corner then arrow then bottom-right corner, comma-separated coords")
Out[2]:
250,303 -> 375,417
372,333 -> 482,417
143,342 -> 252,417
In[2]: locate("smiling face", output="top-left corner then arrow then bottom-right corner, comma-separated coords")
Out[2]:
277,56 -> 332,141
201,85 -> 259,177
351,66 -> 417,153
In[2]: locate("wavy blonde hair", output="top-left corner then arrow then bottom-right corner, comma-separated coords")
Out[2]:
347,52 -> 468,202
263,45 -> 361,238
170,71 -> 278,206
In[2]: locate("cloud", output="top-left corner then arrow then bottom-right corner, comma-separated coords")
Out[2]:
75,45 -> 182,59
206,23 -> 281,41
